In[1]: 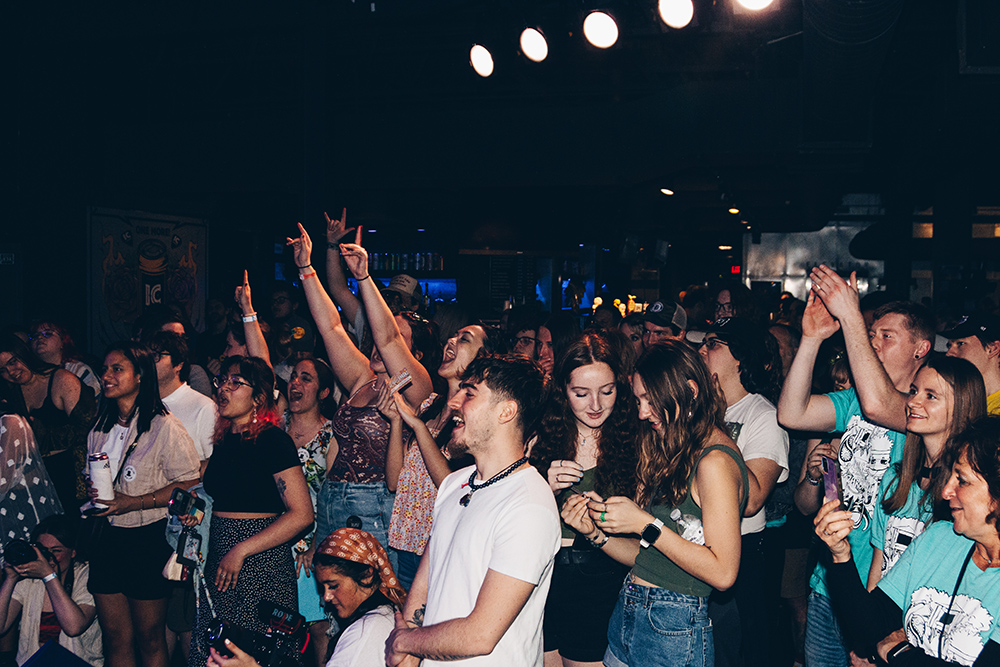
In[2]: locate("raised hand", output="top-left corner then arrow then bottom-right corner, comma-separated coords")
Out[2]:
324,208 -> 356,245
810,265 -> 861,322
285,223 -> 313,269
802,289 -> 840,341
235,270 -> 254,315
339,242 -> 369,280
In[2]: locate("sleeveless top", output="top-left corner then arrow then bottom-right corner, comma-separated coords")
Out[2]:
14,374 -> 71,457
632,444 -> 749,598
327,383 -> 410,484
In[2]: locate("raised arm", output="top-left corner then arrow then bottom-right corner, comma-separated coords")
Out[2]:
794,437 -> 839,516
810,266 -> 911,432
323,209 -> 363,323
287,223 -> 372,394
777,291 -> 838,432
235,270 -> 271,368
339,242 -> 433,409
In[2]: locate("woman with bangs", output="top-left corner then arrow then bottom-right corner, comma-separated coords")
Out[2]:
190,355 -> 314,667
286,223 -> 434,569
867,356 -> 986,586
562,340 -> 748,667
529,332 -> 639,667
85,342 -> 200,667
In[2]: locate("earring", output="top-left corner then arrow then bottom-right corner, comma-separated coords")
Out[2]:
251,406 -> 258,425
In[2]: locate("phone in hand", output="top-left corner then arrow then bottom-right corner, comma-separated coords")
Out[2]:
821,456 -> 841,505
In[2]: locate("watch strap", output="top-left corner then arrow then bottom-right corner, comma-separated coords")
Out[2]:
639,518 -> 665,548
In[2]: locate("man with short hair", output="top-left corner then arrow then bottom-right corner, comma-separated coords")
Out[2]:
642,300 -> 687,349
148,331 -> 218,475
386,356 -> 560,667
942,312 -> 1000,414
779,266 -> 934,667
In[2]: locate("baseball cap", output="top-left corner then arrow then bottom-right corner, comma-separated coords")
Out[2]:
645,300 -> 687,332
381,274 -> 423,309
940,313 -> 1000,343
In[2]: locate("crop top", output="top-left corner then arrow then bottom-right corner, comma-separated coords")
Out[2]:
203,424 -> 301,513
632,444 -> 749,598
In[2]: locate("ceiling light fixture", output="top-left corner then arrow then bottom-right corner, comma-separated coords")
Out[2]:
658,0 -> 694,29
520,28 -> 548,62
470,45 -> 494,77
719,245 -> 733,251
736,0 -> 775,10
660,188 -> 675,195
728,207 -> 740,215
583,11 -> 618,49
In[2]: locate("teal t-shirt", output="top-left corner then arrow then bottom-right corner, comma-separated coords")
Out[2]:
878,521 -> 1000,666
810,388 -> 906,598
870,470 -> 932,576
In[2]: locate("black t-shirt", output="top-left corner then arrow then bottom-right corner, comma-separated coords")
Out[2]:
203,424 -> 301,513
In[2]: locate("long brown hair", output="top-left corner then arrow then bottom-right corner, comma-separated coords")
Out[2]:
882,356 -> 986,516
530,332 -> 639,499
634,341 -> 728,508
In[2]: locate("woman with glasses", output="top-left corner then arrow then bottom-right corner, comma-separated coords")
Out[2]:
287,223 -> 434,568
0,334 -> 95,512
708,282 -> 760,325
85,342 -> 201,667
29,320 -> 102,396
190,355 -> 314,667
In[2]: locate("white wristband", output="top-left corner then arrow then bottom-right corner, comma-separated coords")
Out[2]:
242,313 -> 258,323
42,572 -> 57,583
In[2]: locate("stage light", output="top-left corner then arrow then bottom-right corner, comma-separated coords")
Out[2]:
583,11 -> 618,49
520,28 -> 548,62
658,0 -> 694,29
736,0 -> 775,9
470,45 -> 494,77
660,188 -> 675,195
728,207 -> 740,214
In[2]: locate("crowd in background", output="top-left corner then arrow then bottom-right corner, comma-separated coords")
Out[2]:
2,214 -> 1000,667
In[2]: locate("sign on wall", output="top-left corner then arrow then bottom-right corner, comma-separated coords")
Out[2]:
88,207 -> 207,352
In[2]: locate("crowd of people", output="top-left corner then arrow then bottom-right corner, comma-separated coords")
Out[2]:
3,215 -> 1000,667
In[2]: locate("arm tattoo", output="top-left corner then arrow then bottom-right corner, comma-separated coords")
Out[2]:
275,477 -> 287,498
410,605 -> 425,627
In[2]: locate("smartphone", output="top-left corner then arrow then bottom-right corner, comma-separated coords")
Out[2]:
821,456 -> 841,505
176,529 -> 202,568
168,487 -> 206,523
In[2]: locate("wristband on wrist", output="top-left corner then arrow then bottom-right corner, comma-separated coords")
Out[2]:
242,313 -> 258,323
806,474 -> 822,486
299,270 -> 318,280
587,531 -> 610,549
357,274 -> 371,282
885,640 -> 913,662
296,263 -> 312,270
42,572 -> 57,583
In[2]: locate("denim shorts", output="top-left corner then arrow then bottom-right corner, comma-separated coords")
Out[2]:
316,480 -> 396,571
604,575 -> 713,667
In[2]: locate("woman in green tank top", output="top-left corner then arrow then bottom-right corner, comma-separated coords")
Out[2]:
562,340 -> 748,667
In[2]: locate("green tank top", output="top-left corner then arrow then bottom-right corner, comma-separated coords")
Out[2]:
632,444 -> 749,597
557,466 -> 598,540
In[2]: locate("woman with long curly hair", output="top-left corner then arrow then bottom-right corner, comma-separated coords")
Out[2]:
189,355 -> 313,667
562,340 -> 748,667
530,332 -> 639,667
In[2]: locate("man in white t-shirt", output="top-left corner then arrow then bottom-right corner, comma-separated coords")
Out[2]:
149,331 -> 218,473
385,356 -> 560,667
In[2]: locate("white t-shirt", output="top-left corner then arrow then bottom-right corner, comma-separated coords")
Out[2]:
725,393 -> 789,535
326,605 -> 395,667
422,464 -> 561,667
161,383 -> 219,461
103,423 -> 131,476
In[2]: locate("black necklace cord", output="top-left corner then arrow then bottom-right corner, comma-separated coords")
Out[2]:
459,456 -> 529,507
937,544 -> 977,658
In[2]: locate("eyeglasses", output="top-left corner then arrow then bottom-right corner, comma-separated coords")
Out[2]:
513,336 -> 538,350
29,330 -> 57,342
151,350 -> 166,362
700,338 -> 730,351
213,374 -> 253,390
714,302 -> 734,314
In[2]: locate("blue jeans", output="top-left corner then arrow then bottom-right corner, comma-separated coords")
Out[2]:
805,591 -> 850,667
316,480 -> 397,572
395,550 -> 422,592
605,576 -> 713,667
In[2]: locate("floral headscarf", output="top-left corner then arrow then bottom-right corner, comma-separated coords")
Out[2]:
317,528 -> 407,609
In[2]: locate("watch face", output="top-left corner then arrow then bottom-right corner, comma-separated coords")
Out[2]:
641,522 -> 662,545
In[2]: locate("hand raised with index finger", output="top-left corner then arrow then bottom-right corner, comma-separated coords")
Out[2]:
324,208 -> 356,245
285,223 -> 313,268
338,243 -> 369,280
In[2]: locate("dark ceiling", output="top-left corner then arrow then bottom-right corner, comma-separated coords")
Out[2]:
7,0 -> 1000,257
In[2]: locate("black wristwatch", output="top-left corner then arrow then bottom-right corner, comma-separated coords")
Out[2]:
885,640 -> 913,663
640,519 -> 664,548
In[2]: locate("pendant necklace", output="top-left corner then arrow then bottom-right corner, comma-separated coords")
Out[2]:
459,456 -> 529,507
